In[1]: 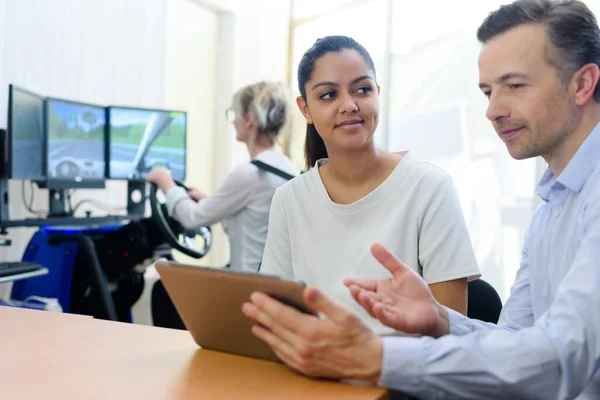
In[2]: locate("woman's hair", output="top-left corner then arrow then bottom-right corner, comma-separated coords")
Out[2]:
297,35 -> 377,170
232,81 -> 289,143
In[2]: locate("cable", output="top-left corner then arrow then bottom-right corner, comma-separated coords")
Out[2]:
70,198 -> 127,215
20,182 -> 132,217
21,181 -> 47,215
67,189 -> 74,214
24,296 -> 63,312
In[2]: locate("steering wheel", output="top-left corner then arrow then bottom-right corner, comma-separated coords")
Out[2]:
56,159 -> 80,177
149,180 -> 212,259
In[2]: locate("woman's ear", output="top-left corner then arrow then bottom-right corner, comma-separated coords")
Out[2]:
243,112 -> 256,130
296,96 -> 313,124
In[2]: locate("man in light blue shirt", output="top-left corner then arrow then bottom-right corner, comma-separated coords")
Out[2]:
242,0 -> 600,398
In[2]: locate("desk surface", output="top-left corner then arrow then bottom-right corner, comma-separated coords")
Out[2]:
0,308 -> 388,399
0,305 -> 91,338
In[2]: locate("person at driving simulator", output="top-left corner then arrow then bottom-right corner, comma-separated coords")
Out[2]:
147,81 -> 297,272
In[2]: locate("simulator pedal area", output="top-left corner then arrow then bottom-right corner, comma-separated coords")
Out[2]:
0,83 -> 212,324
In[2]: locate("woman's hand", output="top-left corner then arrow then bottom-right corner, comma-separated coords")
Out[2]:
187,187 -> 208,201
146,167 -> 176,192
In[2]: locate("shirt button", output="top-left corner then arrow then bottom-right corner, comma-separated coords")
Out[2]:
554,209 -> 560,217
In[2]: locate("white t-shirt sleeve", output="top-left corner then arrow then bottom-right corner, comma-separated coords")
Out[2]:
418,173 -> 481,284
259,189 -> 292,277
165,164 -> 257,230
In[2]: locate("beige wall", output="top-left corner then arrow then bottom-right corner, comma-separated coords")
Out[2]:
187,0 -> 293,263
234,1 -> 292,164
163,0 -> 292,265
165,0 -> 223,266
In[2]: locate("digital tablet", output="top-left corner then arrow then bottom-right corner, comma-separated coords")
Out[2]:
155,261 -> 315,362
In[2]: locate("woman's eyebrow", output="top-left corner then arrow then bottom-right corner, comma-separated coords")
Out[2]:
311,75 -> 374,91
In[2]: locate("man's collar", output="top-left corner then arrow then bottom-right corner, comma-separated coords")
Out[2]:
536,121 -> 600,201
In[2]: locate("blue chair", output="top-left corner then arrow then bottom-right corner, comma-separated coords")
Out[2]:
11,229 -> 118,320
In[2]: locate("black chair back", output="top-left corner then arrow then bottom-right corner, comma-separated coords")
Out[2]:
467,279 -> 502,324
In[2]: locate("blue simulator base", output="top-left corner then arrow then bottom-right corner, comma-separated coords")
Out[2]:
11,225 -> 129,321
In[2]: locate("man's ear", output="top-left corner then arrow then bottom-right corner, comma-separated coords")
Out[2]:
572,62 -> 600,106
296,96 -> 313,124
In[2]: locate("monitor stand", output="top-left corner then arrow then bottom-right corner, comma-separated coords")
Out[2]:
0,179 -> 9,223
48,182 -> 147,218
126,181 -> 146,217
48,188 -> 72,218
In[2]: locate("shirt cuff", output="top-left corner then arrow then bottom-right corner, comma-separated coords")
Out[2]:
447,307 -> 476,336
378,336 -> 425,394
165,186 -> 190,216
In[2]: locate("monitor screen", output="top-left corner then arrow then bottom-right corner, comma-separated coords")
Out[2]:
7,85 -> 45,180
108,106 -> 186,181
45,98 -> 106,187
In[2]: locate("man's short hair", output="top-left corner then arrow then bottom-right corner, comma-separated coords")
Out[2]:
478,0 -> 600,101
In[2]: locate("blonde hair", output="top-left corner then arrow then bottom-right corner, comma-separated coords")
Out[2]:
232,81 -> 289,141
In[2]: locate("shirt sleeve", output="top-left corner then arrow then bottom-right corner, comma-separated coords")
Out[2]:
378,200 -> 600,399
448,226 -> 535,336
165,164 -> 258,230
259,189 -> 293,277
418,173 -> 481,284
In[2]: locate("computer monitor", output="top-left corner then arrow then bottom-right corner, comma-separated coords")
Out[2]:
107,106 -> 186,182
6,84 -> 45,180
45,97 -> 107,188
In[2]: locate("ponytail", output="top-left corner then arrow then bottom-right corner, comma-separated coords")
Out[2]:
304,123 -> 328,170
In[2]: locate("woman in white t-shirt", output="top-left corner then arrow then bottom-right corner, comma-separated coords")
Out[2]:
260,36 -> 481,335
147,81 -> 297,272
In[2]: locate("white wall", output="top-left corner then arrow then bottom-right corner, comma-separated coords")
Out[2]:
0,0 -> 6,128
6,1 -> 167,105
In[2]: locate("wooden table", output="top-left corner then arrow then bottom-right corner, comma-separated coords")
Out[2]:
0,304 -> 91,338
0,307 -> 388,399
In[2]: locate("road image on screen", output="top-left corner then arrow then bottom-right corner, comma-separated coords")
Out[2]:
46,99 -> 106,182
108,107 -> 186,181
9,86 -> 45,179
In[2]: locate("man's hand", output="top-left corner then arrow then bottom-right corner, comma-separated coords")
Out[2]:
344,243 -> 449,338
187,187 -> 207,201
241,287 -> 383,382
146,167 -> 176,192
